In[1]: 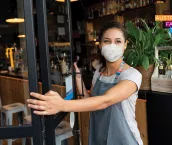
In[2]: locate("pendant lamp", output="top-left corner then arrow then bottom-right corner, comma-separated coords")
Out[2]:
6,1 -> 24,23
155,0 -> 165,3
56,0 -> 78,2
18,34 -> 26,38
6,18 -> 24,23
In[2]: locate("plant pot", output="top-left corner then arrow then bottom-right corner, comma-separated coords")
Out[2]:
135,64 -> 155,90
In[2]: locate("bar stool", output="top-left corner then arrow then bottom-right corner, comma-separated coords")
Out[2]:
22,115 -> 73,145
1,102 -> 28,145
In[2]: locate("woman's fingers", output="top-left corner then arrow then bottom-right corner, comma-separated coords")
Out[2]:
28,104 -> 46,111
27,99 -> 46,106
28,91 -> 62,115
30,92 -> 47,100
33,110 -> 49,115
33,110 -> 59,115
74,62 -> 80,72
44,90 -> 58,96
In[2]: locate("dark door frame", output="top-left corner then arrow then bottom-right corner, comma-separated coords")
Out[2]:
0,0 -> 43,144
0,0 -> 80,144
36,0 -> 80,144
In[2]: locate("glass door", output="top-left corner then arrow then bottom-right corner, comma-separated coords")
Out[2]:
36,0 -> 80,144
0,0 -> 43,144
0,0 -> 80,145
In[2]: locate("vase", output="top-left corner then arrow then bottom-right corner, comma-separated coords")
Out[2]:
135,64 -> 154,90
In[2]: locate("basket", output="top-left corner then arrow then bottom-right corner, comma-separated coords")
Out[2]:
135,64 -> 154,90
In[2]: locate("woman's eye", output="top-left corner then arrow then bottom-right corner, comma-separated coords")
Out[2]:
116,40 -> 121,44
103,40 -> 110,44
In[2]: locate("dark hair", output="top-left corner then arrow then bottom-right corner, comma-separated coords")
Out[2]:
98,21 -> 127,72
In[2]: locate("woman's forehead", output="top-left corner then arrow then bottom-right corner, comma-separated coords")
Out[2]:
103,28 -> 124,39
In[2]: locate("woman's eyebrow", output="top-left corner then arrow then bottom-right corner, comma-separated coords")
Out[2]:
103,37 -> 111,40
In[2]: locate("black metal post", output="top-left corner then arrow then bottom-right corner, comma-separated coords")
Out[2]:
0,125 -> 33,139
23,0 -> 43,144
35,0 -> 56,145
66,0 -> 80,144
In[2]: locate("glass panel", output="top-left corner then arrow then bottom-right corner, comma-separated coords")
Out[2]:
46,0 -> 75,144
0,0 -> 35,144
47,1 -> 71,86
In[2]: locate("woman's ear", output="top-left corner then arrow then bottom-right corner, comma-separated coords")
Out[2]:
124,40 -> 128,50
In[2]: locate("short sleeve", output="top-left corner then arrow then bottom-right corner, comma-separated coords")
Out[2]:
119,68 -> 142,91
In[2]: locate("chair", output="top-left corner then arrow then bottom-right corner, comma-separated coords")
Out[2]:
1,102 -> 27,145
22,115 -> 73,145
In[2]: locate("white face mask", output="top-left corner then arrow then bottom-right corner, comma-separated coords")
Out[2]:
101,44 -> 124,62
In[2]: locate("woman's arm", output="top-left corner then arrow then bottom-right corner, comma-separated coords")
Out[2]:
63,80 -> 137,112
75,77 -> 91,98
27,80 -> 137,115
74,62 -> 91,98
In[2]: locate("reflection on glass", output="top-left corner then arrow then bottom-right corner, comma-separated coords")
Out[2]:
47,0 -> 72,86
0,0 -> 32,138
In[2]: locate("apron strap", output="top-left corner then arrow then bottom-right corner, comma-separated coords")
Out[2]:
99,61 -> 125,83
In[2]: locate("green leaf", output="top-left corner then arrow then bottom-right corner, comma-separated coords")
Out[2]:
140,18 -> 150,32
126,21 -> 141,41
141,55 -> 149,70
125,19 -> 172,69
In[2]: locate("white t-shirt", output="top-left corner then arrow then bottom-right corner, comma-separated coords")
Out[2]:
92,65 -> 143,145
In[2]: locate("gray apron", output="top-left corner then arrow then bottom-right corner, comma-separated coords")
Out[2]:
88,62 -> 138,145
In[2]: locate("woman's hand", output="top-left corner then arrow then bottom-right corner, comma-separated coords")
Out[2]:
27,90 -> 65,115
74,62 -> 81,80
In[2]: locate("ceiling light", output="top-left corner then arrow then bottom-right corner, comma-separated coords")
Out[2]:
6,18 -> 24,23
56,0 -> 78,2
155,0 -> 165,3
18,34 -> 26,38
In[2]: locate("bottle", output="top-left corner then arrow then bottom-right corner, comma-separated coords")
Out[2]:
166,65 -> 172,79
106,0 -> 110,15
98,7 -> 101,17
146,0 -> 150,5
121,2 -> 125,11
170,65 -> 172,79
90,8 -> 94,19
158,61 -> 165,77
109,0 -> 113,14
143,0 -> 146,6
139,0 -> 143,7
51,61 -> 55,74
136,0 -> 140,8
102,2 -> 106,16
117,0 -> 121,12
133,1 -> 137,8
60,53 -> 67,74
113,0 -> 117,14
94,7 -> 99,18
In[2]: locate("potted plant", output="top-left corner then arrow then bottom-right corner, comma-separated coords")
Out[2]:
124,19 -> 172,90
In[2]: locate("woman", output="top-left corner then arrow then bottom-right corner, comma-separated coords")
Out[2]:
27,21 -> 143,145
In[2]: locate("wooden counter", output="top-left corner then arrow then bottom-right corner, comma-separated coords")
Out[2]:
0,75 -> 148,145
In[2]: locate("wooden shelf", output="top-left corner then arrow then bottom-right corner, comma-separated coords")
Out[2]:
49,42 -> 70,47
86,14 -> 114,22
86,4 -> 155,21
116,4 -> 155,16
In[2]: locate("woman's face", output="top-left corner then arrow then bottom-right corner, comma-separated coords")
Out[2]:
100,28 -> 126,50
